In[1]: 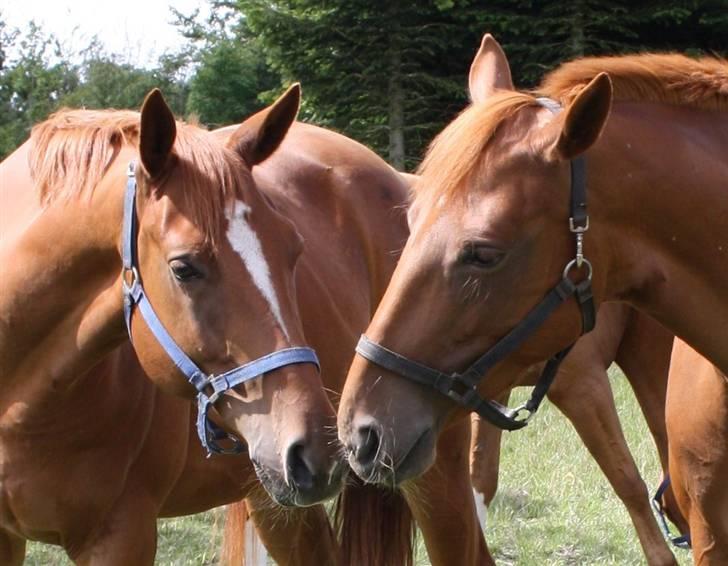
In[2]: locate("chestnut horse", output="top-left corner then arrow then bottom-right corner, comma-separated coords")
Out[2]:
338,33 -> 727,563
0,84 -> 404,564
666,339 -> 728,563
470,303 -> 688,564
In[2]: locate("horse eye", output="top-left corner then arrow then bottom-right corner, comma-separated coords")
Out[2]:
169,258 -> 203,282
461,243 -> 505,270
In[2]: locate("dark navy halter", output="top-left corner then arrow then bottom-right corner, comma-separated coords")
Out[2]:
121,162 -> 320,455
355,98 -> 596,431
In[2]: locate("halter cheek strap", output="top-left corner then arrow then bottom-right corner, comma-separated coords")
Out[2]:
121,162 -> 320,455
355,98 -> 596,431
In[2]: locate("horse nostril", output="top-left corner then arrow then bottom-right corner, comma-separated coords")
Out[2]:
285,441 -> 315,491
354,426 -> 381,467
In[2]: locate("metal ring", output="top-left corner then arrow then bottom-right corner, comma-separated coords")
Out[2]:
563,258 -> 593,281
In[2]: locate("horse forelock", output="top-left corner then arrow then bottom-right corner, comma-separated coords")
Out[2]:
28,108 -> 250,246
541,52 -> 728,112
415,92 -> 537,204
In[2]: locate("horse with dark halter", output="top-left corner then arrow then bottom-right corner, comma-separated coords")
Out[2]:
338,33 -> 727,564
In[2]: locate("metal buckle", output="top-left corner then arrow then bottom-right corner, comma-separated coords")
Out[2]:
444,375 -> 477,405
121,266 -> 139,293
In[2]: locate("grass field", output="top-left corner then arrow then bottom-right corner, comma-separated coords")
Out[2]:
26,365 -> 691,565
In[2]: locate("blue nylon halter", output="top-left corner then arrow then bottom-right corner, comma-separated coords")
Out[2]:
121,162 -> 320,456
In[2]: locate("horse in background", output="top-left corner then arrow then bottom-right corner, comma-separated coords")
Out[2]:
338,33 -> 727,564
218,120 -> 491,566
470,304 -> 688,564
666,340 -> 728,563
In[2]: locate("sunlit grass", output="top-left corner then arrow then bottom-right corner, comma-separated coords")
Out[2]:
26,366 -> 690,564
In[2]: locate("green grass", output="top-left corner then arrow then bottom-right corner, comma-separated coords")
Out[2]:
26,365 -> 691,564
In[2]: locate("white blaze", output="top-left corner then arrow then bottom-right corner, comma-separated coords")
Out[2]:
473,487 -> 488,531
226,199 -> 289,340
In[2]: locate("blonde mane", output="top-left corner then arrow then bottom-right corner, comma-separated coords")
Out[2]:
417,52 -> 728,201
29,108 -> 250,243
541,52 -> 728,111
416,92 -> 537,201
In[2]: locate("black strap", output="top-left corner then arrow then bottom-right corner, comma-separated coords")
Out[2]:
570,156 -> 588,228
462,278 -> 577,383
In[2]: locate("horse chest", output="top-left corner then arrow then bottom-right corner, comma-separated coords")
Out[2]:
0,377 -> 157,541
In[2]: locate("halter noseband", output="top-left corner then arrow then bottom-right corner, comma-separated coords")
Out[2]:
121,162 -> 320,455
355,98 -> 596,431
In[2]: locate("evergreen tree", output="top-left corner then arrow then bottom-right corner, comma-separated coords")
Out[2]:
235,0 -> 491,169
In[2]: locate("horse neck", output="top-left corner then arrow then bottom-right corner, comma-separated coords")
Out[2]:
0,149 -> 133,394
590,100 -> 728,371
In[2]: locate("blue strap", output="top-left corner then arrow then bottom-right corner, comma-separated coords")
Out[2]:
651,475 -> 691,549
121,161 -> 321,455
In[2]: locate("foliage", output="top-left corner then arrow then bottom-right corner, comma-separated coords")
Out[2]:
2,2 -> 726,163
0,21 -> 78,157
234,0 -> 492,168
172,6 -> 280,127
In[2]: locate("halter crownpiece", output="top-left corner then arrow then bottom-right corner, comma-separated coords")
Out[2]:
121,161 -> 320,455
356,98 -> 596,430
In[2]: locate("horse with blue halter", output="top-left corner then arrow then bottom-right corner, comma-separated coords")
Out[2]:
0,83 -> 490,565
338,33 -> 727,564
0,83 -> 345,562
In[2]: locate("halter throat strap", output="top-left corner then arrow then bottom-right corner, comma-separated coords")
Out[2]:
121,162 -> 320,455
356,98 -> 595,430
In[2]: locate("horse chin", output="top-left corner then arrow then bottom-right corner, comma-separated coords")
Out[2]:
348,426 -> 437,487
253,461 -> 346,508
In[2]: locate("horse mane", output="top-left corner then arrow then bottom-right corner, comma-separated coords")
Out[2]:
540,52 -> 728,112
417,52 -> 728,202
29,108 -> 250,244
416,92 -> 538,201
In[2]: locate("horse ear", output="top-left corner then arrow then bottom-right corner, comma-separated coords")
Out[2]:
139,89 -> 177,178
551,73 -> 613,160
469,34 -> 514,103
228,83 -> 301,167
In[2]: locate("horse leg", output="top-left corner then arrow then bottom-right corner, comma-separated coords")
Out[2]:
405,418 -> 494,566
244,487 -> 337,566
470,389 -> 511,528
666,340 -> 728,565
615,312 -> 690,536
0,530 -> 25,566
546,361 -> 677,566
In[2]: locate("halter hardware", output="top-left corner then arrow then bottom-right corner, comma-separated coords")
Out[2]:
652,475 -> 691,549
121,161 -> 320,455
356,98 -> 596,431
